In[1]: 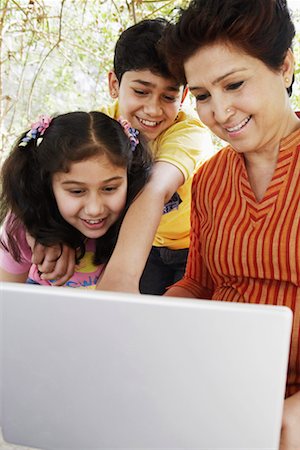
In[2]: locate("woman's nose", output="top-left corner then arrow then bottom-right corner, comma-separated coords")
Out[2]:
213,99 -> 234,123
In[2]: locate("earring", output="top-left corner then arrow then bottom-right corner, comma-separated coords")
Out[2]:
111,90 -> 117,98
285,77 -> 290,84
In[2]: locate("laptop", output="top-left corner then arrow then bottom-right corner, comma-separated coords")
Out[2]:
0,282 -> 292,450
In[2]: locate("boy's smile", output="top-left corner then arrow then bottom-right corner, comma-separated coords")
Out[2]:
109,69 -> 183,141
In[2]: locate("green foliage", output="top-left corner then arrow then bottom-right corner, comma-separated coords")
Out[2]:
0,0 -> 186,159
0,0 -> 300,159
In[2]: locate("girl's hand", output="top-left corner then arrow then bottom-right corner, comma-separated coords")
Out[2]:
280,391 -> 300,450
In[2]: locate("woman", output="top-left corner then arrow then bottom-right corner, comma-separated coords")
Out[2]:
163,0 -> 300,448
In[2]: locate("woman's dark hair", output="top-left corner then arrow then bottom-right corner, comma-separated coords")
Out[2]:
163,0 -> 296,95
0,111 -> 152,264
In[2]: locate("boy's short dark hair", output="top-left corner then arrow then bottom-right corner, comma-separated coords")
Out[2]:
113,18 -> 174,83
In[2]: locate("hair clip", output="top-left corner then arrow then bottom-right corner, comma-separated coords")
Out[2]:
19,114 -> 52,148
118,117 -> 139,151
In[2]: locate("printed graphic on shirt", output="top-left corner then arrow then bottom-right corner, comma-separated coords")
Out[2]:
64,250 -> 103,289
163,192 -> 182,215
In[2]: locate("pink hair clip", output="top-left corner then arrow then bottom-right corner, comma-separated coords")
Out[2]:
19,114 -> 52,148
118,117 -> 139,151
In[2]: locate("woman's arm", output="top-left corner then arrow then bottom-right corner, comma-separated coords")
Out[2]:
96,161 -> 184,293
280,391 -> 300,450
164,285 -> 197,298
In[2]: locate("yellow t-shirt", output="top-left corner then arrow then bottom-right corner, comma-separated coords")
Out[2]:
101,101 -> 214,249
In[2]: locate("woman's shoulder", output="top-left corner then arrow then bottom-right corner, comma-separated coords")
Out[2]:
196,144 -> 235,172
192,145 -> 241,197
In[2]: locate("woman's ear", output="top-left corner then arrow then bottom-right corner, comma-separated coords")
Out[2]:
282,48 -> 295,88
108,70 -> 120,98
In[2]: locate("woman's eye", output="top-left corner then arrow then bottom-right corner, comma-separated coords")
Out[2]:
195,93 -> 210,102
227,81 -> 244,90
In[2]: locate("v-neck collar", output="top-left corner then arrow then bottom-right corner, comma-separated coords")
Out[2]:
239,127 -> 300,223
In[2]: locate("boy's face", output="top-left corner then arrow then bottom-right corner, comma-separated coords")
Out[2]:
109,69 -> 184,141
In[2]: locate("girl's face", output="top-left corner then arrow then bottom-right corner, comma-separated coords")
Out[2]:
52,154 -> 128,239
184,42 -> 297,157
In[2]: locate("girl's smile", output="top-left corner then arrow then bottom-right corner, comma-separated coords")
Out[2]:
52,155 -> 128,239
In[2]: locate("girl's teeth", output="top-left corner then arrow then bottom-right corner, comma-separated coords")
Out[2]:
86,219 -> 102,224
226,116 -> 250,132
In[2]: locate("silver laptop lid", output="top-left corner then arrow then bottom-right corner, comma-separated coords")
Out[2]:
1,282 -> 292,450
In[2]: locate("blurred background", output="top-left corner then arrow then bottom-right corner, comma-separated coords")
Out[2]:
0,0 -> 299,160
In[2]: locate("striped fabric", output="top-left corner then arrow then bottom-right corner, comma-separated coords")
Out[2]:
175,127 -> 300,397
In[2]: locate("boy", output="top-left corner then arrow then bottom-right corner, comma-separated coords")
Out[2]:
31,19 -> 214,294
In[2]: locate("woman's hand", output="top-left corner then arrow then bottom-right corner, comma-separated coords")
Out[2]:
26,234 -> 76,285
280,391 -> 300,450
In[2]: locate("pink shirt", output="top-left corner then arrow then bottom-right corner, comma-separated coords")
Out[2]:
0,223 -> 104,289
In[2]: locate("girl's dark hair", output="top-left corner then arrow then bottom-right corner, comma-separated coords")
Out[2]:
163,0 -> 296,96
0,111 -> 152,264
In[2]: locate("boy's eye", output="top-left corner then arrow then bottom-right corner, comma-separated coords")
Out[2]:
163,94 -> 177,102
227,81 -> 244,90
133,89 -> 147,96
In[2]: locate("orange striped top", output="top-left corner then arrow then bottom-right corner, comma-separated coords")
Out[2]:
175,127 -> 300,397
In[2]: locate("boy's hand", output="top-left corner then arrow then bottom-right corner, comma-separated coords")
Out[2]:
38,244 -> 76,286
97,271 -> 140,293
26,234 -> 76,285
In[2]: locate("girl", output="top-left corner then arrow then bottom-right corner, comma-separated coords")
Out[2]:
0,111 -> 152,287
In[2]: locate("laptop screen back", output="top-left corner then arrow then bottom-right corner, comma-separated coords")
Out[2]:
0,282 -> 292,450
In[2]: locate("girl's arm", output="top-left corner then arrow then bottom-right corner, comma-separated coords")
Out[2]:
0,223 -> 74,286
0,217 -> 31,283
280,391 -> 300,449
0,267 -> 28,283
96,161 -> 184,293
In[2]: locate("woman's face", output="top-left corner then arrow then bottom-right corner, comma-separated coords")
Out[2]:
184,42 -> 296,156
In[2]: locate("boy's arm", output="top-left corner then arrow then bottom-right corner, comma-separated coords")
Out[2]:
96,161 -> 184,293
30,241 -> 76,286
